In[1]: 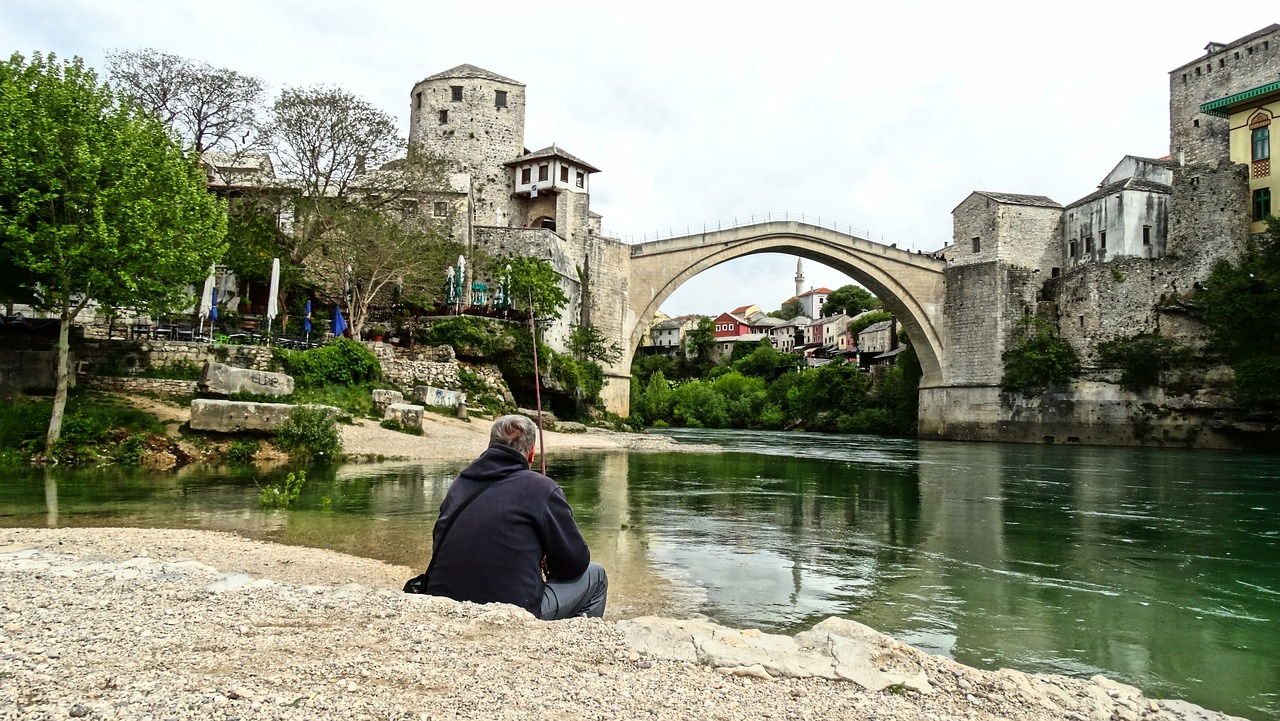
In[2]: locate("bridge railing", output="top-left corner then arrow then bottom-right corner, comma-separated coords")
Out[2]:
602,211 -> 905,248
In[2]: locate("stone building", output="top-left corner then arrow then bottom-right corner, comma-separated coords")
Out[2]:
1061,156 -> 1174,274
407,64 -> 633,406
1170,25 -> 1280,165
1201,78 -> 1280,233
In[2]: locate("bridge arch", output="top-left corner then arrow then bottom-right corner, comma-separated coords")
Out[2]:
626,220 -> 947,387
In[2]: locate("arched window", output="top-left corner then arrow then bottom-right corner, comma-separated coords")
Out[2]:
1249,110 -> 1271,178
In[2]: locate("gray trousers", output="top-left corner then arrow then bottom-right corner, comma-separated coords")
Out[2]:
539,562 -> 608,620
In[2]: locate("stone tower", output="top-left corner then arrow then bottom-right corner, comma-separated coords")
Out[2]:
1169,25 -> 1280,165
794,258 -> 804,298
408,64 -> 526,226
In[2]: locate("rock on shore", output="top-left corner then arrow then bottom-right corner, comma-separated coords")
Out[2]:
0,528 -> 1250,721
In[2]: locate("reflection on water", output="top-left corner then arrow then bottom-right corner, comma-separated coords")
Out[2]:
0,432 -> 1276,720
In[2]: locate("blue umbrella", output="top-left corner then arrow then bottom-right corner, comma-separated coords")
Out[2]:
210,288 -> 218,322
304,299 -> 312,334
332,306 -> 347,338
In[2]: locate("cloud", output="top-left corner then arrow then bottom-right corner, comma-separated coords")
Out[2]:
0,0 -> 1261,316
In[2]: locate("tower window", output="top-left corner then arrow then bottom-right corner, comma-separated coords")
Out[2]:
560,165 -> 569,182
1142,226 -> 1151,245
1252,125 -> 1270,161
520,167 -> 531,185
1085,236 -> 1094,253
438,110 -> 448,125
1193,119 -> 1200,128
415,92 -> 422,109
433,201 -> 449,218
1069,239 -> 1078,258
451,85 -> 463,102
1253,188 -> 1272,221
495,90 -> 508,108
972,236 -> 981,253
1100,231 -> 1107,250
538,164 -> 549,182
576,171 -> 585,188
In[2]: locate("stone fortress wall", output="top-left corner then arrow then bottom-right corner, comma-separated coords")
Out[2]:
920,27 -> 1278,449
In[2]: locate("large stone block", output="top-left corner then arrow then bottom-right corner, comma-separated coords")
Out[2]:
384,403 -> 425,429
199,361 -> 293,397
189,399 -> 337,433
371,389 -> 403,414
412,385 -> 466,408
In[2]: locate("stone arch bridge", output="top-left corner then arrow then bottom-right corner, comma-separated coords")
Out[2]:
608,220 -> 946,412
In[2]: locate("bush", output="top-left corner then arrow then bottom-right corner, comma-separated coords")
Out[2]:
1097,333 -> 1193,391
115,433 -> 149,466
420,316 -> 512,357
139,358 -> 201,380
1001,316 -> 1080,395
259,470 -> 307,508
273,338 -> 381,388
223,438 -> 260,465
380,418 -> 424,436
274,407 -> 342,461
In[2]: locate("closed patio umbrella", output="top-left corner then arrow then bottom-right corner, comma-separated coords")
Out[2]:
197,267 -> 215,340
266,257 -> 280,342
332,306 -> 347,339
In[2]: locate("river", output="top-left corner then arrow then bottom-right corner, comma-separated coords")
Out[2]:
1,430 -> 1276,720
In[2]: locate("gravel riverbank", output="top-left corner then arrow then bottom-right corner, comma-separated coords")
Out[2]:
0,528 -> 1249,721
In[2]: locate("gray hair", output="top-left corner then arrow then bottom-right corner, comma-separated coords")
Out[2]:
489,414 -> 538,457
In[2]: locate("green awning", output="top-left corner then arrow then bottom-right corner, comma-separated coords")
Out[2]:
1200,80 -> 1280,117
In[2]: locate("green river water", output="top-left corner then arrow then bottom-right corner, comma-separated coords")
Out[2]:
0,430 -> 1276,719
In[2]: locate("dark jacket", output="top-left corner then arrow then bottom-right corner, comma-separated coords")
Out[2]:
424,444 -> 590,614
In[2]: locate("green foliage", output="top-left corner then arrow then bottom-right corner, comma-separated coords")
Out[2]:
0,395 -> 164,465
139,358 -> 202,381
420,316 -> 512,357
259,470 -> 307,509
503,256 -> 568,320
1111,267 -> 1126,283
823,285 -> 882,317
1000,316 -> 1080,395
568,324 -> 623,365
848,310 -> 892,337
274,407 -> 341,461
1097,333 -> 1193,392
115,433 -> 148,466
0,51 -> 228,451
272,338 -> 381,388
774,298 -> 802,320
223,438 -> 260,465
380,418 -> 424,436
685,317 -> 717,362
1196,217 -> 1280,411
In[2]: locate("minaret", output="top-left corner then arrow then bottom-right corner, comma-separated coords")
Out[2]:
794,258 -> 805,298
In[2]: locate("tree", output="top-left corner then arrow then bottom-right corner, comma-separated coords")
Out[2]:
311,204 -> 447,333
267,85 -> 401,204
686,316 -> 717,362
823,284 -> 881,317
568,324 -> 623,366
502,256 -> 569,320
1000,316 -> 1080,395
0,52 -> 227,453
107,48 -> 265,155
1196,217 -> 1280,410
776,298 -> 802,320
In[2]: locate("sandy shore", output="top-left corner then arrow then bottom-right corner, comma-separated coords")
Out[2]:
0,527 -> 1249,721
339,412 -> 695,462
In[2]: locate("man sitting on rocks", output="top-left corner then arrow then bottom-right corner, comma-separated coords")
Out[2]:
423,414 -> 608,619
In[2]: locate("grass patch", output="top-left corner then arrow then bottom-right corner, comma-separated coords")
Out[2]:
0,393 -> 165,465
380,418 -> 424,436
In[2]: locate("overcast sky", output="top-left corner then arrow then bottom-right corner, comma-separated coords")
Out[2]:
0,2 -> 1262,316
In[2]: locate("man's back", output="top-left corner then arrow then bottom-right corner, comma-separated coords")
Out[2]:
425,444 -> 590,614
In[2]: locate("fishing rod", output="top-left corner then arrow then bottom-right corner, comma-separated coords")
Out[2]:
528,290 -> 547,475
